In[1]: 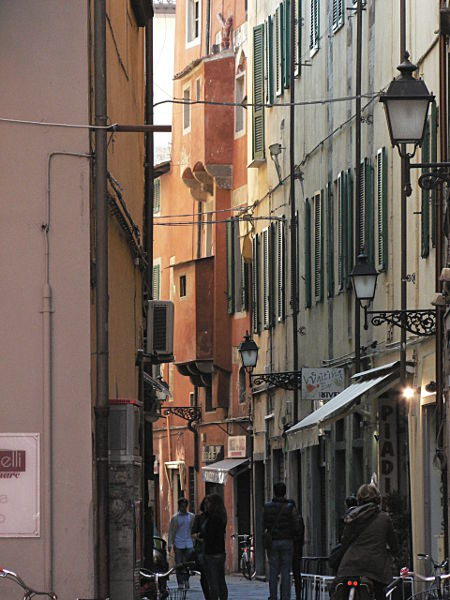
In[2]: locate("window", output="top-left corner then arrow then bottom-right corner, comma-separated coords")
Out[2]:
186,0 -> 200,45
336,172 -> 345,291
226,218 -> 248,313
153,262 -> 161,300
265,16 -> 274,104
326,183 -> 334,298
205,211 -> 213,256
332,0 -> 344,31
235,56 -> 246,135
283,0 -> 290,89
275,5 -> 284,96
183,85 -> 191,133
205,386 -> 213,412
312,191 -> 324,302
252,234 -> 260,333
153,178 -> 161,214
304,199 -> 312,308
179,275 -> 187,297
262,226 -> 275,328
376,148 -> 388,270
195,77 -> 201,101
189,392 -> 195,407
276,219 -> 286,321
310,0 -> 320,54
252,25 -> 265,160
359,158 -> 374,264
239,368 -> 247,404
294,0 -> 302,78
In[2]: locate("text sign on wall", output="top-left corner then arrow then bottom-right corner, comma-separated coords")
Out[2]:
378,398 -> 398,495
0,434 -> 40,537
302,368 -> 345,400
228,436 -> 247,458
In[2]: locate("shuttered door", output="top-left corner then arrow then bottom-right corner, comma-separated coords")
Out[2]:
252,25 -> 265,160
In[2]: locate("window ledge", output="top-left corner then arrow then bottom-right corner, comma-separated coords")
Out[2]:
247,158 -> 266,168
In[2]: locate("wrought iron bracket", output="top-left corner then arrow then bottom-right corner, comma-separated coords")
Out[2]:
409,161 -> 450,191
163,406 -> 202,426
364,308 -> 436,336
251,371 -> 302,391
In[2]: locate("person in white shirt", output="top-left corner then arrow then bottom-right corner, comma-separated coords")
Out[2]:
168,497 -> 195,589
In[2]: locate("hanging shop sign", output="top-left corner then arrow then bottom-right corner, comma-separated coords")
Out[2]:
228,435 -> 247,458
302,368 -> 345,400
378,397 -> 398,495
202,444 -> 224,464
0,433 -> 40,537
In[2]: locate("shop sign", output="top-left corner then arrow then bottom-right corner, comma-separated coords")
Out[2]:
202,445 -> 224,464
378,397 -> 398,494
0,433 -> 40,537
228,436 -> 247,458
302,368 -> 345,400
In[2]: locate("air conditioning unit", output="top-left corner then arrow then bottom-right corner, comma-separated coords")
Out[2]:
147,300 -> 174,361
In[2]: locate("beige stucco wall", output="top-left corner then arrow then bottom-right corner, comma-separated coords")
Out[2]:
0,2 -> 93,598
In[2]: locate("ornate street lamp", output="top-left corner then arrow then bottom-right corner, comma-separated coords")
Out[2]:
238,331 -> 259,371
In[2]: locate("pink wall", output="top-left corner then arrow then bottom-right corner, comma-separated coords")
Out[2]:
0,2 -> 93,598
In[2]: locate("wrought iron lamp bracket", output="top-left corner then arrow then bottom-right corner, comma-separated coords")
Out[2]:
251,371 -> 302,391
364,308 -> 436,336
410,162 -> 450,191
163,406 -> 202,426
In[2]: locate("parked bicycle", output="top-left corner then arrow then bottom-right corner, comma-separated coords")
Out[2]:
141,561 -> 197,600
331,576 -> 374,600
231,533 -> 255,580
0,567 -> 57,600
396,565 -> 450,600
418,554 -> 449,578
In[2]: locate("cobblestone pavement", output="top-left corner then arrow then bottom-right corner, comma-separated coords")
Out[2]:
168,572 -> 296,599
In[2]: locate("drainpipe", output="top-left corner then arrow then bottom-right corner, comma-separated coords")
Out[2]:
144,13 -> 155,569
205,0 -> 211,55
354,0 -> 362,373
289,0 -> 299,424
438,0 -> 448,558
94,0 -> 109,597
399,0 -> 407,387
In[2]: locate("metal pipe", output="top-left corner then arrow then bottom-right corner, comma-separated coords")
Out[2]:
112,123 -> 171,133
400,0 -> 407,387
289,0 -> 299,423
354,0 -> 363,372
94,1 -> 109,597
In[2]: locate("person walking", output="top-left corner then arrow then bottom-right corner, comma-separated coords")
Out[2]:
202,493 -> 228,600
263,482 -> 304,600
336,483 -> 398,600
191,497 -> 211,600
168,497 -> 195,589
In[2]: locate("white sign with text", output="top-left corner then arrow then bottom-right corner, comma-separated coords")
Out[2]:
302,368 -> 345,400
0,433 -> 40,537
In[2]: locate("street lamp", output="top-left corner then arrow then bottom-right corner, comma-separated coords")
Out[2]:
238,331 -> 259,371
351,254 -> 436,336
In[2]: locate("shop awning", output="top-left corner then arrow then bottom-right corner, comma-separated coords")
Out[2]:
286,361 -> 410,450
201,458 -> 249,485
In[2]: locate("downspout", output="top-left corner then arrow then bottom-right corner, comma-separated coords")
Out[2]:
438,0 -> 448,558
144,12 -> 155,569
399,0 -> 407,386
94,1 -> 109,597
205,0 -> 211,55
354,0 -> 362,373
289,0 -> 299,424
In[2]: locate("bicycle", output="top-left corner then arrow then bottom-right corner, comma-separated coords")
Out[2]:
396,566 -> 450,600
231,533 -> 255,580
140,561 -> 197,600
331,576 -> 374,600
0,567 -> 57,599
418,554 -> 449,579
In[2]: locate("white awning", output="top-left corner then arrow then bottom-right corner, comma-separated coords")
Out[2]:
201,458 -> 249,485
286,361 -> 408,450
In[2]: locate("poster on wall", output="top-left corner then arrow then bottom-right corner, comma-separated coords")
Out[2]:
301,368 -> 345,400
0,433 -> 40,537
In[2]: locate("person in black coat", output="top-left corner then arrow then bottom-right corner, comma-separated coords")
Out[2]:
191,497 -> 211,600
201,493 -> 228,600
336,483 -> 398,600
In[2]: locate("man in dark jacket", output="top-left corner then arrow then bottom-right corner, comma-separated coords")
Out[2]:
263,482 -> 304,600
337,483 -> 398,600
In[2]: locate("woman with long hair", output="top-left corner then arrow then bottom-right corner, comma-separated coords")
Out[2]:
202,493 -> 228,600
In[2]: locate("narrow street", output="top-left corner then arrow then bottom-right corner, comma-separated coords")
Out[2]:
171,573 -> 277,599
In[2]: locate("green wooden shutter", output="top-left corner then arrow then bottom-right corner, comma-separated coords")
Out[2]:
310,0 -> 319,50
304,199 -> 312,308
295,210 -> 300,313
152,264 -> 160,300
421,119 -> 430,258
269,223 -> 276,325
252,235 -> 260,333
153,178 -> 161,213
327,183 -> 334,298
226,219 -> 235,314
338,172 -> 345,290
376,147 -> 388,271
332,0 -> 344,30
431,102 -> 437,247
366,159 -> 374,265
241,257 -> 249,312
359,159 -> 366,256
294,0 -> 300,77
277,219 -> 286,321
346,169 -> 354,290
313,191 -> 323,302
275,6 -> 284,96
262,227 -> 274,328
252,25 -> 265,160
266,16 -> 274,105
283,0 -> 290,89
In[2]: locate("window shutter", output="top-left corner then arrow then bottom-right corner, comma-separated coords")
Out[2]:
266,16 -> 274,105
421,119 -> 430,258
310,0 -> 319,50
304,199 -> 312,308
295,210 -> 300,313
277,219 -> 286,321
294,0 -> 300,77
346,169 -> 354,290
337,172 -> 345,291
332,0 -> 344,30
252,25 -> 265,160
226,219 -> 235,314
366,159 -> 374,265
152,264 -> 160,300
358,159 -> 366,256
262,228 -> 273,328
283,0 -> 291,89
327,183 -> 334,298
241,257 -> 249,312
376,148 -> 388,270
252,235 -> 260,333
275,6 -> 284,96
269,223 -> 276,325
153,178 -> 161,213
313,191 -> 323,302
431,102 -> 438,248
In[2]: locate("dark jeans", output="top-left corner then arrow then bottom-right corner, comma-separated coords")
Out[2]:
268,539 -> 294,600
204,553 -> 228,600
293,542 -> 302,600
174,547 -> 194,586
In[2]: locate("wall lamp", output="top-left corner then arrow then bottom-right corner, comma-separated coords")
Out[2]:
351,254 -> 436,336
379,52 -> 450,195
238,331 -> 302,390
269,143 -> 284,184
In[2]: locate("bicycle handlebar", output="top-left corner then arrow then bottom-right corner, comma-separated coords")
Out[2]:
0,567 -> 57,599
140,561 -> 197,581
